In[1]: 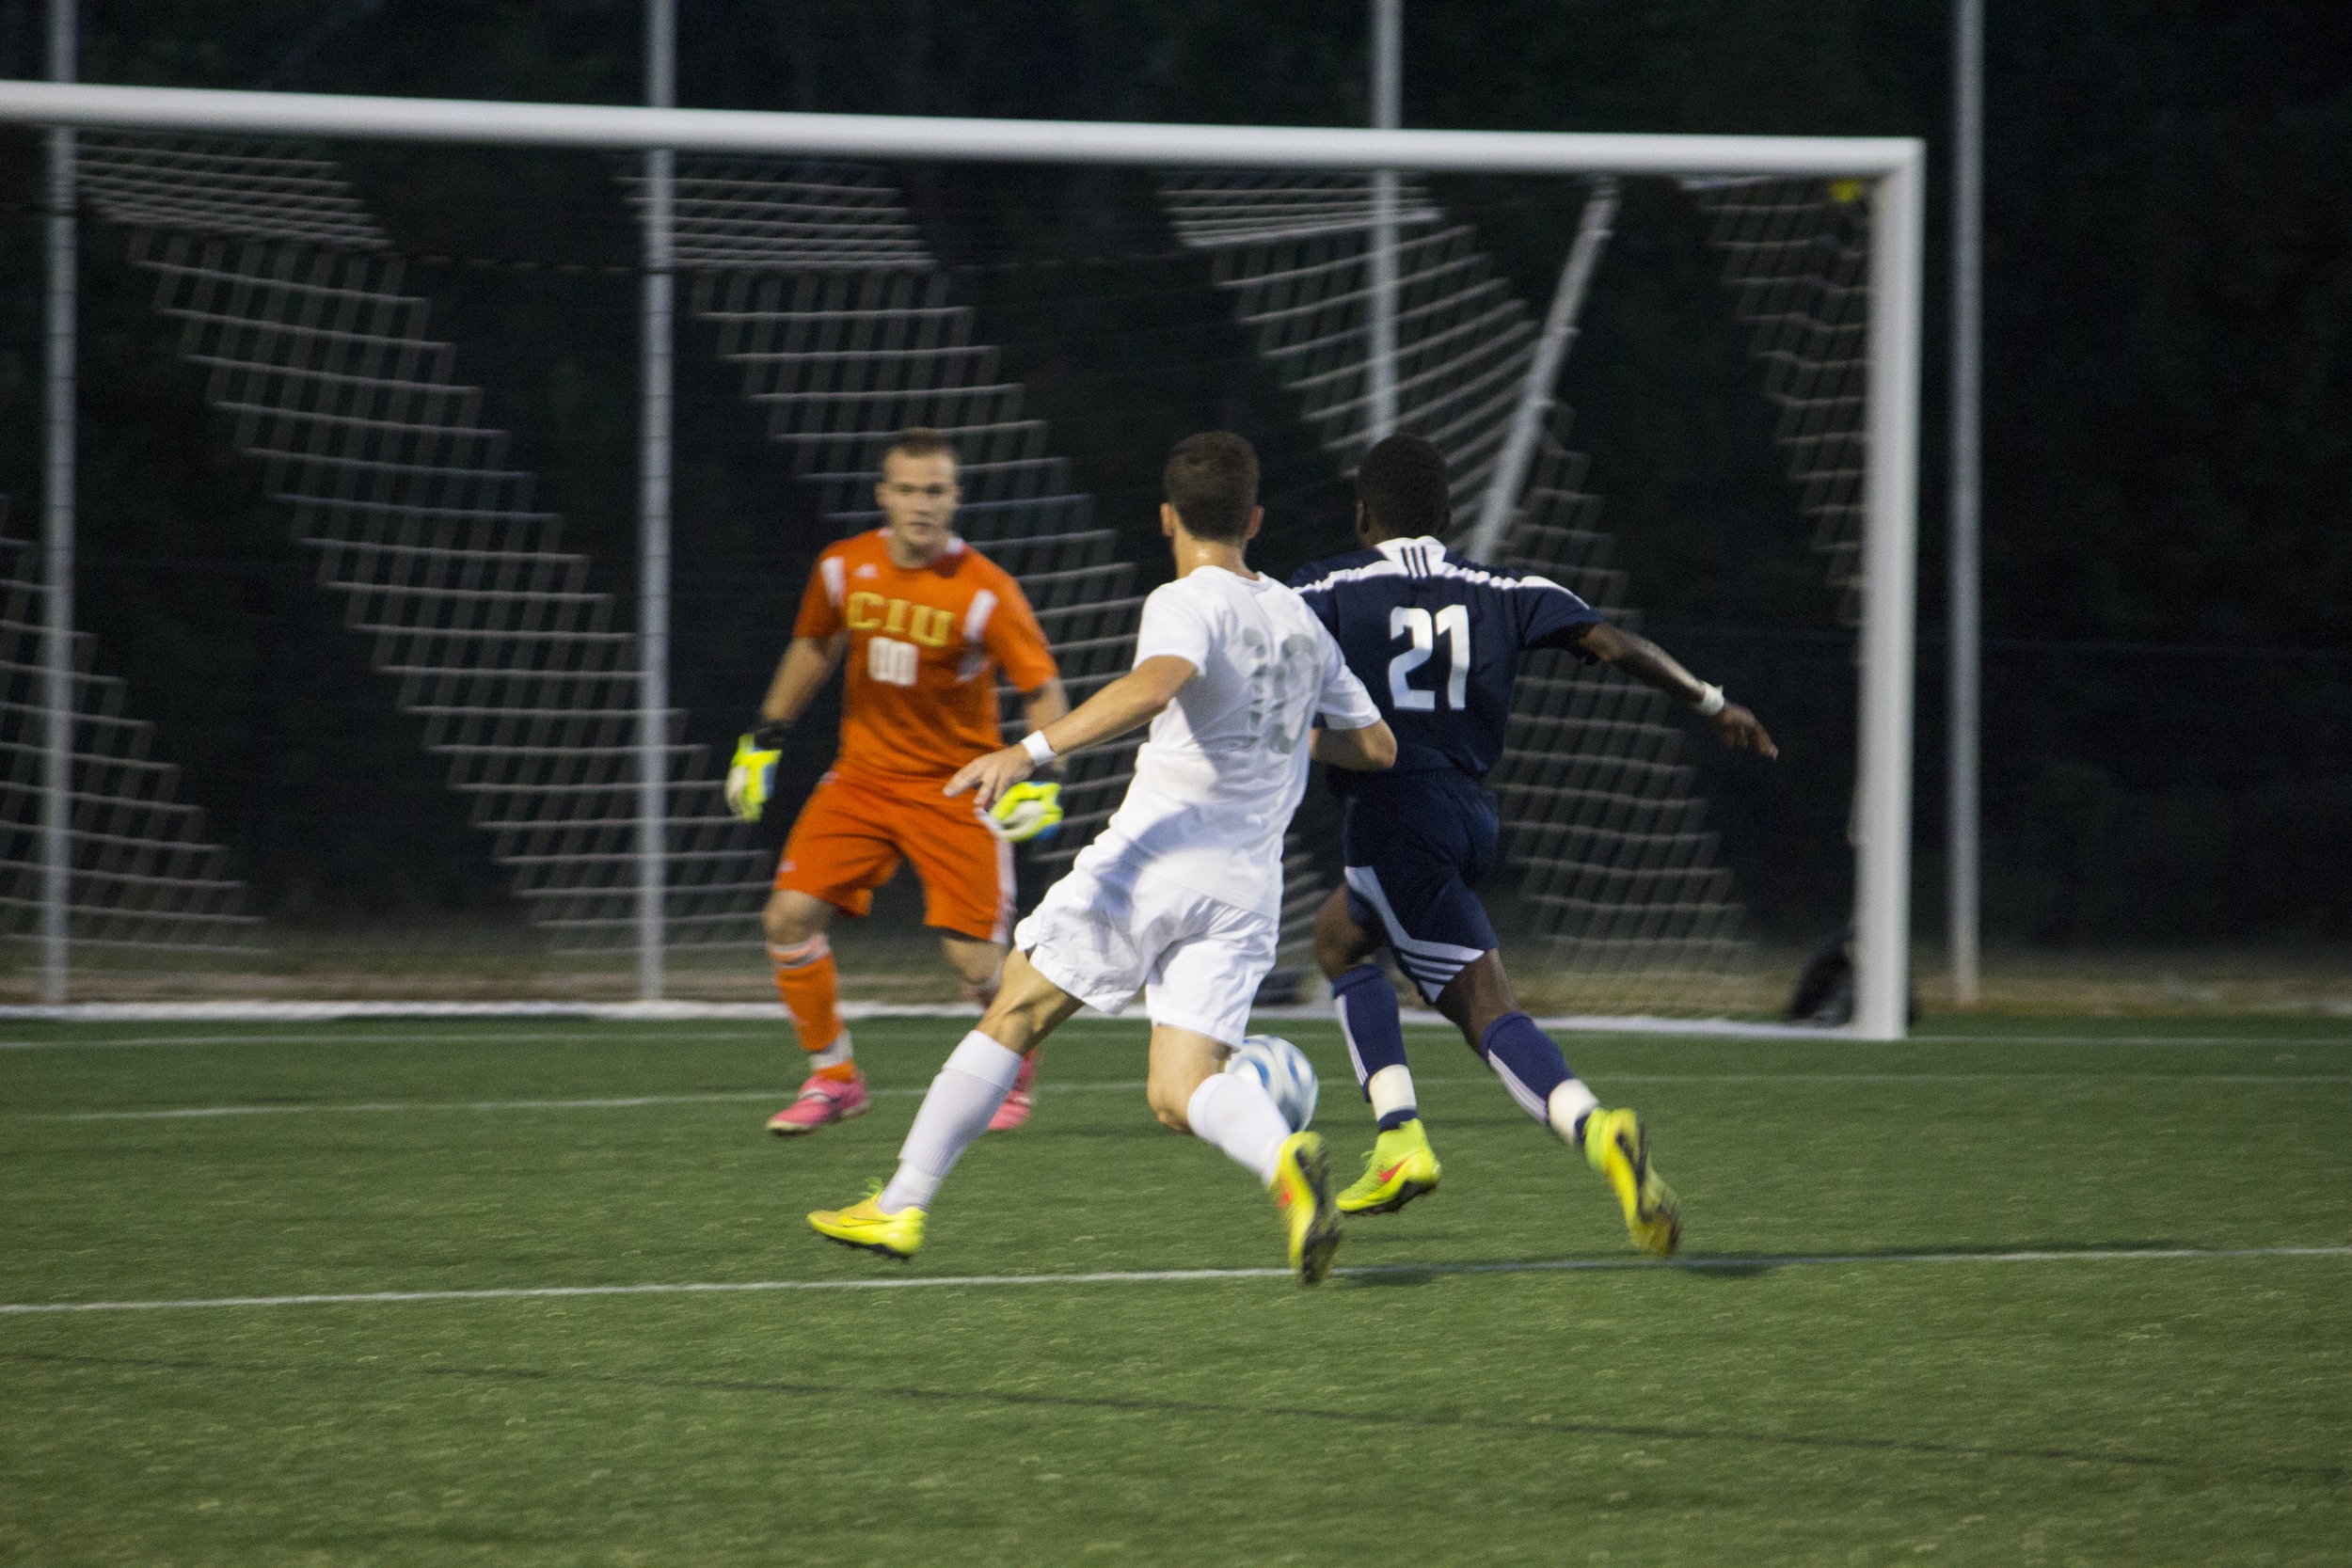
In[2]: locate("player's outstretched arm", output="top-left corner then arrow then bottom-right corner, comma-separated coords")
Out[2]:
1576,622 -> 1779,759
759,633 -> 848,730
1018,676 -> 1072,768
726,634 -> 850,820
1310,718 -> 1397,771
947,655 -> 1198,808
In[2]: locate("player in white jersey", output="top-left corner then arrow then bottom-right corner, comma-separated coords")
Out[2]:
809,433 -> 1397,1285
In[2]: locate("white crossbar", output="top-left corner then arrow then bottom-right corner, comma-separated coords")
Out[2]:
0,81 -> 1917,176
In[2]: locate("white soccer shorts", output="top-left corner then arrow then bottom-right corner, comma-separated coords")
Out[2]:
1013,847 -> 1277,1047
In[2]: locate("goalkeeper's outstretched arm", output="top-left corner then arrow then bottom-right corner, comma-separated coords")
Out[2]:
759,633 -> 849,733
725,634 -> 848,821
1575,622 -> 1779,759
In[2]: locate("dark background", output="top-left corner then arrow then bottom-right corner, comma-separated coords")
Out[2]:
0,1 -> 2345,951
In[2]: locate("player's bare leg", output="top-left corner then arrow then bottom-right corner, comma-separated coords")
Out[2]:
972,946 -> 1085,1054
940,932 -> 1041,1131
1143,1024 -> 1230,1131
763,889 -> 870,1135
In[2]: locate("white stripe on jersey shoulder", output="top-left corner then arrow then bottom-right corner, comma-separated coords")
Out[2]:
1374,536 -> 1447,579
818,554 -> 847,609
1291,553 -> 1406,594
962,589 -> 998,643
1296,536 -> 1577,599
955,589 -> 999,683
1390,537 -> 1584,599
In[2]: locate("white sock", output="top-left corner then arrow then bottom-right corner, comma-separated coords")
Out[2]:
1548,1078 -> 1601,1147
807,1030 -> 854,1071
1367,1064 -> 1417,1123
1185,1071 -> 1292,1187
878,1032 -> 1025,1213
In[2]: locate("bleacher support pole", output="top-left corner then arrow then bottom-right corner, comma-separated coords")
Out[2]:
636,0 -> 675,1000
1463,176 -> 1616,565
40,0 -> 75,1004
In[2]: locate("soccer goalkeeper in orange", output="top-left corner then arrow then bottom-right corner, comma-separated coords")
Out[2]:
728,428 -> 1068,1134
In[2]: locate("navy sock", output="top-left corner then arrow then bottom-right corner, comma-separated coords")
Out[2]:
1478,1012 -> 1575,1125
1331,962 -> 1416,1129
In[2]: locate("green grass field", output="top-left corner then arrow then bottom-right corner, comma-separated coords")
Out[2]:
4,1012 -> 2347,1565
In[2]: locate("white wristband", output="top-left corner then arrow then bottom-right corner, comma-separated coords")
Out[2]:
1694,684 -> 1726,718
1022,730 -> 1057,766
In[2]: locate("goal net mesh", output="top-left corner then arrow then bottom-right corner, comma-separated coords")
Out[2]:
0,133 -> 1877,1015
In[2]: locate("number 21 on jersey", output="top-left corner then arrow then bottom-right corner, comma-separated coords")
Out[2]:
1388,605 -> 1470,711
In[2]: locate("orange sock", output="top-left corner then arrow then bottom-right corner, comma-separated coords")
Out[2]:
771,936 -> 856,1082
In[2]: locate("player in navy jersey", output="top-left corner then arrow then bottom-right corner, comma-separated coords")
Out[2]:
1289,435 -> 1777,1253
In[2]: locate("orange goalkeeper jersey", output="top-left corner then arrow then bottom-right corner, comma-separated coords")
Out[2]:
793,531 -> 1059,783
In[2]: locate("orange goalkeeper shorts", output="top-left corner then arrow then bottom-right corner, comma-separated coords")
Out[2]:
774,768 -> 1014,942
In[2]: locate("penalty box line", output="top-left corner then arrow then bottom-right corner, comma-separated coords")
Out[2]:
8,1245 -> 2349,1316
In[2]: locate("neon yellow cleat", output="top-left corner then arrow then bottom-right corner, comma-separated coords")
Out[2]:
1583,1107 -> 1682,1257
808,1192 -> 926,1260
1337,1117 -> 1442,1216
1269,1131 -> 1343,1286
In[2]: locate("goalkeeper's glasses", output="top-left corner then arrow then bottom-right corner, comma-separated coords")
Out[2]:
987,781 -> 1063,844
725,729 -> 785,822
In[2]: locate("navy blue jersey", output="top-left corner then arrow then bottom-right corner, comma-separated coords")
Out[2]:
1289,536 -> 1604,782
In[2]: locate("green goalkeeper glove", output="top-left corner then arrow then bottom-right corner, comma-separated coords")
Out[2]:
987,781 -> 1063,844
725,724 -> 787,822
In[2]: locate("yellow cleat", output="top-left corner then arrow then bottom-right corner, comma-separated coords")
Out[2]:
1269,1131 -> 1343,1286
1337,1117 -> 1442,1216
1584,1107 -> 1682,1257
808,1192 -> 926,1260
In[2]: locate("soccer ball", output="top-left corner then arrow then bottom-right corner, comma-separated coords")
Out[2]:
1224,1033 -> 1318,1132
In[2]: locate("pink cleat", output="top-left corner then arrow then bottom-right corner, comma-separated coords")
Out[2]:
766,1070 -> 870,1136
987,1051 -> 1041,1132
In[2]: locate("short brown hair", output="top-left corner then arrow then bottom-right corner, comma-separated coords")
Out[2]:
883,426 -> 957,470
1163,431 -> 1260,544
1355,434 -> 1451,541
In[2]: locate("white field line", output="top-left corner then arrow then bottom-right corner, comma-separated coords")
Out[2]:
8,1022 -> 2351,1053
26,1070 -> 2352,1123
1891,1034 -> 2352,1047
8,1244 -> 2349,1316
8,1024 -> 2352,1054
0,1030 -> 780,1052
9,997 -> 2345,1047
0,1018 -> 1159,1052
35,1082 -> 1148,1121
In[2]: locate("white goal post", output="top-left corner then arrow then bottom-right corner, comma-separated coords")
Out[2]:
0,79 -> 1924,1039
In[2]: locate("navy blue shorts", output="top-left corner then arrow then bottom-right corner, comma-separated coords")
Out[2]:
1340,769 -> 1500,1004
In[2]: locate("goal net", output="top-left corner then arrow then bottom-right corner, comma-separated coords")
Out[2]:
0,92 -> 1921,1031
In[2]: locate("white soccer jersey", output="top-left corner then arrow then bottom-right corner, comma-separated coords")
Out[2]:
1091,564 -> 1381,917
